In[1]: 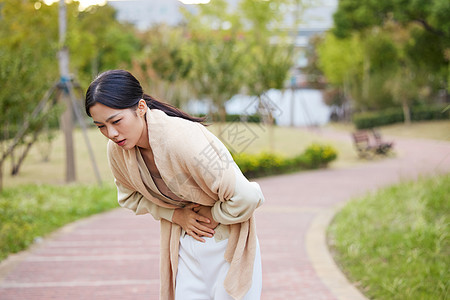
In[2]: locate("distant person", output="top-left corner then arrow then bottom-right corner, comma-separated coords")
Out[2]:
85,69 -> 264,300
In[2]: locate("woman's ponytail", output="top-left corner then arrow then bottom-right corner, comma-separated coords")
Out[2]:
143,94 -> 206,124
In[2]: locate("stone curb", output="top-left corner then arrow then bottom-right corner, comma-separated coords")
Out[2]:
306,203 -> 368,300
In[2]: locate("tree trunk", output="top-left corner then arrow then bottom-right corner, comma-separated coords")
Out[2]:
0,161 -> 3,191
290,87 -> 295,127
362,56 -> 370,105
402,99 -> 411,124
59,0 -> 76,183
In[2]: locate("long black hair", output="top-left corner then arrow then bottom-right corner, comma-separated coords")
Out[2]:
85,69 -> 205,123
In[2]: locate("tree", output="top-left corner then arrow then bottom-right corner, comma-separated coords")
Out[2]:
181,0 -> 248,123
333,0 -> 450,39
0,0 -> 59,188
0,0 -> 141,188
332,0 -> 449,103
68,4 -> 141,86
131,25 -> 194,108
318,0 -> 449,124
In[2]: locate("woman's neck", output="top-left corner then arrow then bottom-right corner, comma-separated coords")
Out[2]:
136,117 -> 151,149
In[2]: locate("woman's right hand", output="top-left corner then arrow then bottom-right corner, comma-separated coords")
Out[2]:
172,204 -> 215,242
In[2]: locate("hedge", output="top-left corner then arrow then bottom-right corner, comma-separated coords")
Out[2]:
232,143 -> 338,178
194,113 -> 262,123
353,105 -> 449,129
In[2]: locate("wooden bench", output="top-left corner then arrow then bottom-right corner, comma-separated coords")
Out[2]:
352,130 -> 393,158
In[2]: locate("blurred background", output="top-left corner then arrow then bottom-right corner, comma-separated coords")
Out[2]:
0,1 -> 449,299
2,0 -> 447,188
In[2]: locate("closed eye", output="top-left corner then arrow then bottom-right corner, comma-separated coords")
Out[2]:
112,119 -> 121,124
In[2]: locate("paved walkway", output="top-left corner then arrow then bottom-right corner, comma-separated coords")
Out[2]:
1,130 -> 449,300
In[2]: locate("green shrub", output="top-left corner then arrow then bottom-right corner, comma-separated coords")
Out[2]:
194,113 -> 262,123
302,143 -> 338,168
353,105 -> 449,129
0,184 -> 117,261
232,143 -> 338,178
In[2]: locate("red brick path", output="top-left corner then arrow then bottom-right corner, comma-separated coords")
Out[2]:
1,131 -> 449,300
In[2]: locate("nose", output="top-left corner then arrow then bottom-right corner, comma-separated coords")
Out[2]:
107,126 -> 119,139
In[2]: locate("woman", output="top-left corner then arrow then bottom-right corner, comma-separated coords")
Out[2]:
85,70 -> 264,300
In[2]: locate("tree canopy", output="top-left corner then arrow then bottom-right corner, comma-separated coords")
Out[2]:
333,0 -> 450,40
317,0 -> 449,118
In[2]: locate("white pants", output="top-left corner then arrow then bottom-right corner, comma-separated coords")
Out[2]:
175,234 -> 262,300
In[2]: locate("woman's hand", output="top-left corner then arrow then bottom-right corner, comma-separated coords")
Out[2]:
193,205 -> 219,230
172,204 -> 215,242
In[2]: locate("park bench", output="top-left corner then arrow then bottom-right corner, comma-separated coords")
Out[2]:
351,130 -> 393,158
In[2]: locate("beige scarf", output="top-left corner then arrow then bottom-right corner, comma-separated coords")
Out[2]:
107,108 -> 257,299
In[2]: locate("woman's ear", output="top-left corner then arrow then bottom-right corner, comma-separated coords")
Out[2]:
137,99 -> 148,117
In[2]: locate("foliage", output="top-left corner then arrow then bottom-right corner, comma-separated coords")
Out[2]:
301,143 -> 338,168
0,0 -> 58,132
317,32 -> 364,87
238,0 -> 293,96
0,0 -> 140,171
318,0 -> 449,119
68,3 -> 141,86
232,143 -> 338,178
0,0 -> 140,122
333,0 -> 450,39
179,0 -> 296,122
328,174 -> 450,299
353,105 -> 450,129
302,34 -> 327,89
195,113 -> 262,123
0,184 -> 117,261
131,25 -> 193,108
180,0 -> 247,122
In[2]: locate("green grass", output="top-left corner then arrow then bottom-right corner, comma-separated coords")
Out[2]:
328,120 -> 450,142
0,184 -> 117,261
328,174 -> 450,300
379,120 -> 450,142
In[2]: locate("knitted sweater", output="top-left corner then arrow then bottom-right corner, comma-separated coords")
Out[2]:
107,108 -> 264,299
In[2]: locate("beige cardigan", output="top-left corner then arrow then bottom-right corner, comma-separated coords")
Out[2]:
107,108 -> 263,299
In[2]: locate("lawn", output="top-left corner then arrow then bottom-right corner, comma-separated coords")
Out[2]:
327,174 -> 449,299
0,183 -> 117,261
328,120 -> 450,142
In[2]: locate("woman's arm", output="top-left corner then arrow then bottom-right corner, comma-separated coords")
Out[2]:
116,180 -> 215,242
210,165 -> 265,225
116,179 -> 174,220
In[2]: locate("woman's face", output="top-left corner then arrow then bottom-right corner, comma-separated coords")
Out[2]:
90,101 -> 148,150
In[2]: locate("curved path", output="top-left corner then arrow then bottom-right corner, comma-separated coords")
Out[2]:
1,131 -> 449,300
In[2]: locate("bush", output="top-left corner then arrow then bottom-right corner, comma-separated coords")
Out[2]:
194,113 -> 262,123
353,105 -> 449,129
302,143 -> 338,168
232,143 -> 338,178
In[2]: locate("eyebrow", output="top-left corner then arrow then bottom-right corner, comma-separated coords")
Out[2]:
93,113 -> 121,124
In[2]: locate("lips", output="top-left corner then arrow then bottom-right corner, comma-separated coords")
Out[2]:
116,139 -> 126,146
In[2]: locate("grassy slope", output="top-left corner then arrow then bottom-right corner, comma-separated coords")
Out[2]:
328,174 -> 449,299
